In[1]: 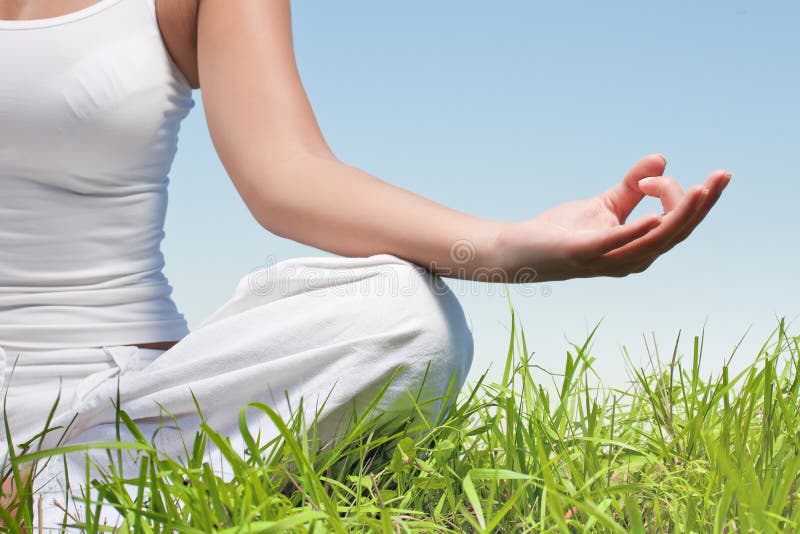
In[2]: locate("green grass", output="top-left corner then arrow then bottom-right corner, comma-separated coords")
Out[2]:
3,308 -> 800,533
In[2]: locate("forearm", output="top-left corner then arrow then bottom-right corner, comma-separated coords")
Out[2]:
247,154 -> 510,280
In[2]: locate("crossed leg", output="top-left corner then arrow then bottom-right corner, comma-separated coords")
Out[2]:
28,254 -> 474,529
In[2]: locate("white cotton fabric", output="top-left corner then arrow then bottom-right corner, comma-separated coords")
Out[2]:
1,254 -> 474,530
0,0 -> 195,349
0,1 -> 475,529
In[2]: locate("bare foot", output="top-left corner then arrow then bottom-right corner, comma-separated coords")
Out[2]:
1,462 -> 37,532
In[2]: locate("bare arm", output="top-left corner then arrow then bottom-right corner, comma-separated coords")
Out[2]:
196,0 -> 730,283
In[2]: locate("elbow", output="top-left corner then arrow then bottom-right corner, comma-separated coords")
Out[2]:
254,207 -> 296,240
237,153 -> 341,239
243,179 -> 298,239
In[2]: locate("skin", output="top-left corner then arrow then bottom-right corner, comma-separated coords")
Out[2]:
0,2 -> 733,282
0,1 -> 733,297
193,0 -> 729,283
0,0 -> 731,526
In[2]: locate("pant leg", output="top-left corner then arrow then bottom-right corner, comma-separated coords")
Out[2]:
0,345 -> 163,531
33,253 -> 474,529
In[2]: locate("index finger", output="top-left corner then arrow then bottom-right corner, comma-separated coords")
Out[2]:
602,153 -> 668,222
595,185 -> 707,269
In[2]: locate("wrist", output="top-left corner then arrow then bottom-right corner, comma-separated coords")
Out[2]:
466,220 -> 514,282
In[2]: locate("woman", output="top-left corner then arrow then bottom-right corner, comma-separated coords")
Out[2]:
0,0 -> 730,528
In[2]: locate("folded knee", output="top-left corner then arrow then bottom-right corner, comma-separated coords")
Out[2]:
368,256 -> 474,388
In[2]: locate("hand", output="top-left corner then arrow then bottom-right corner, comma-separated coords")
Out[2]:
491,154 -> 731,283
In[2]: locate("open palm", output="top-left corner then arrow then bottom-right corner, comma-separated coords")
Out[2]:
493,154 -> 731,283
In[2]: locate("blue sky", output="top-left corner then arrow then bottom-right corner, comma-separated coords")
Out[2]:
162,1 -> 798,388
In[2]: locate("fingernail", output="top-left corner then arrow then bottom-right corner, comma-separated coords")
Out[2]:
723,172 -> 732,181
655,153 -> 668,165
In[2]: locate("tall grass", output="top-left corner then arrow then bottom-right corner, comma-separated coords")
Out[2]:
3,308 -> 800,533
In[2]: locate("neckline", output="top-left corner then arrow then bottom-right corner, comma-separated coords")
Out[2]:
0,0 -> 124,30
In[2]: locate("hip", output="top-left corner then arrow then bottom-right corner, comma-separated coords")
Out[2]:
0,343 -> 166,447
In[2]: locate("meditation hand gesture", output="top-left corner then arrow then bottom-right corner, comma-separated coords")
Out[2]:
491,154 -> 731,282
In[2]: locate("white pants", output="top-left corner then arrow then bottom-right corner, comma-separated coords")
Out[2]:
0,254 -> 474,530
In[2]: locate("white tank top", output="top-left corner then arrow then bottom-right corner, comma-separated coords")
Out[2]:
0,0 -> 194,350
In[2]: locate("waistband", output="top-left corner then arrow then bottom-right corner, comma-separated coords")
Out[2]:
0,344 -> 165,410
0,318 -> 190,352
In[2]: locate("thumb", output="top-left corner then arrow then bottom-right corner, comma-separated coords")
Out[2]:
603,153 -> 668,222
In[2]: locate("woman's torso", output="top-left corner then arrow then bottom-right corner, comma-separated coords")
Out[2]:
0,0 -> 199,87
0,0 -> 201,352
